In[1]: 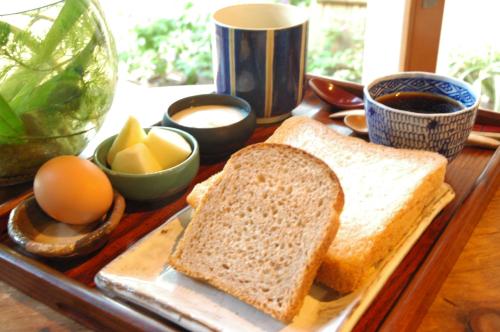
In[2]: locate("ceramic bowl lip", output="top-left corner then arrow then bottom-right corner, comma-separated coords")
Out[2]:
212,3 -> 308,31
93,126 -> 199,178
166,93 -> 255,131
363,71 -> 480,118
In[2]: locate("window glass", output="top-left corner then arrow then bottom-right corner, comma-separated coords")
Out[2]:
307,0 -> 367,83
436,0 -> 500,112
100,0 -> 368,86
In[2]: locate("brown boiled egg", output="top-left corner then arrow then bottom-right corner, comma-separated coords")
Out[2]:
34,156 -> 114,225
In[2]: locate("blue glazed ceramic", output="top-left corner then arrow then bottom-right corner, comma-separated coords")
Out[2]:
364,72 -> 480,160
213,3 -> 308,124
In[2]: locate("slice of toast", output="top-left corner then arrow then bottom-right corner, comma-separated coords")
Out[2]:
186,116 -> 450,293
169,143 -> 344,322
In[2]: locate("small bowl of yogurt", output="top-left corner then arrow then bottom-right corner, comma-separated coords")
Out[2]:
163,94 -> 256,160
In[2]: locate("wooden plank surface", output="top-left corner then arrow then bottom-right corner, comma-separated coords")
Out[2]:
418,188 -> 500,331
0,279 -> 88,332
0,78 -> 498,331
0,243 -> 177,332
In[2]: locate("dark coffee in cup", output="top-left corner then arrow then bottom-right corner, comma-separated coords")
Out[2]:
376,92 -> 464,114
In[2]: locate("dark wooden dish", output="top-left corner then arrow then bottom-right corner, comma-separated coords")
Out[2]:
0,76 -> 499,331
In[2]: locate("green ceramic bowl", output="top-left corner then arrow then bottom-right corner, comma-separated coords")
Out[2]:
94,127 -> 199,201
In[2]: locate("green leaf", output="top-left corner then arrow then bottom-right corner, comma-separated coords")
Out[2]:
0,0 -> 90,102
0,92 -> 24,139
9,33 -> 97,116
35,0 -> 90,63
0,21 -> 10,46
0,21 -> 40,51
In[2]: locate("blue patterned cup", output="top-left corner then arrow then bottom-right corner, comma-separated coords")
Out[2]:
364,72 -> 480,160
212,3 -> 308,124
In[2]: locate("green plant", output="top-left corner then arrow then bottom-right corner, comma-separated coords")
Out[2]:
448,50 -> 500,112
120,3 -> 212,86
0,0 -> 117,178
307,26 -> 364,83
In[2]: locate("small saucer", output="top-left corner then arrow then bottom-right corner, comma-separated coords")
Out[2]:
8,192 -> 125,258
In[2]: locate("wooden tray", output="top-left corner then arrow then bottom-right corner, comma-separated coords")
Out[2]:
0,77 -> 499,331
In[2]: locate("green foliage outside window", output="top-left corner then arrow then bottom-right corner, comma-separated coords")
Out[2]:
120,3 -> 365,86
119,3 -> 212,86
307,27 -> 364,83
448,50 -> 500,112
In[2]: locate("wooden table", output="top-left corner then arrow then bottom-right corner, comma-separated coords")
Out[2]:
418,187 -> 500,332
0,81 -> 498,331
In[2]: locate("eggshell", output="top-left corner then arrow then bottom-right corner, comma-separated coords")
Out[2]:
34,156 -> 114,225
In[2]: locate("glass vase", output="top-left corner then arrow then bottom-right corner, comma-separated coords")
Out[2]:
0,0 -> 117,184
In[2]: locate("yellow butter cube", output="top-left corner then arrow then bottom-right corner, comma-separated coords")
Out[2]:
107,116 -> 147,165
111,143 -> 163,174
144,128 -> 192,169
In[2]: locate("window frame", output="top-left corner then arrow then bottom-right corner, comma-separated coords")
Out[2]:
399,0 -> 445,72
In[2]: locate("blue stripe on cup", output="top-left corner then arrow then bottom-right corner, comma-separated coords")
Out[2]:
233,29 -> 267,117
272,23 -> 307,117
214,25 -> 230,95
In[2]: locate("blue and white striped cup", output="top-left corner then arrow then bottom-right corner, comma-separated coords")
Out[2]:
212,3 -> 308,124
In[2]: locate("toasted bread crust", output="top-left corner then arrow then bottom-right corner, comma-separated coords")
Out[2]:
170,143 -> 344,322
